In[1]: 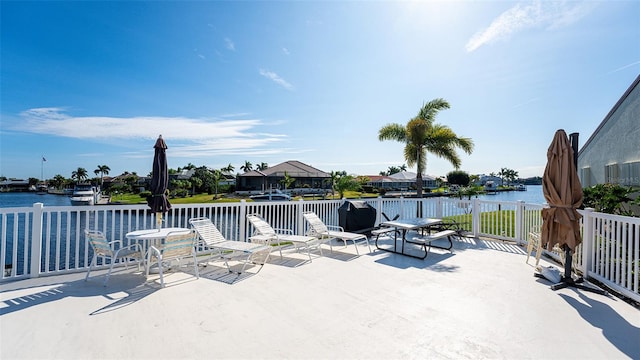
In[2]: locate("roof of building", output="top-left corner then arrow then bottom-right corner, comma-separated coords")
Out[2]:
579,74 -> 640,156
239,160 -> 330,178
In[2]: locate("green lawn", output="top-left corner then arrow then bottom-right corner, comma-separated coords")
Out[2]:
108,190 -> 381,205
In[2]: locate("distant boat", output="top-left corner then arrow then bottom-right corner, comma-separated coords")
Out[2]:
70,184 -> 101,206
36,183 -> 48,195
250,189 -> 291,202
484,181 -> 497,194
516,184 -> 527,191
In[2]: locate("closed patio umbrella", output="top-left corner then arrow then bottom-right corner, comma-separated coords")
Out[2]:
148,135 -> 171,228
540,129 -> 606,294
541,129 -> 583,253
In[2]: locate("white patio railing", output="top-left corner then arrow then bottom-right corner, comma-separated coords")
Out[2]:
1,197 -> 638,302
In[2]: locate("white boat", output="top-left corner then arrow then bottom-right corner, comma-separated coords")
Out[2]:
250,189 -> 292,201
70,184 -> 101,206
516,184 -> 527,191
484,181 -> 497,194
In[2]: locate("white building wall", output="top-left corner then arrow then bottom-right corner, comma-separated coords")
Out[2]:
578,76 -> 640,187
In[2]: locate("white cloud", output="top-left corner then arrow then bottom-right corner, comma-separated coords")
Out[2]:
224,37 -> 235,51
465,1 -> 596,52
15,108 -> 290,158
282,47 -> 290,55
259,69 -> 294,90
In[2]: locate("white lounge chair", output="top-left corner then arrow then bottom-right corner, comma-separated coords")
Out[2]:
302,211 -> 372,255
246,213 -> 321,263
146,229 -> 200,288
189,217 -> 272,275
84,229 -> 144,286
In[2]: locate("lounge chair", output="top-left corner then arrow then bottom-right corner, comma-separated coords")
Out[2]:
84,229 -> 144,286
189,217 -> 272,275
302,211 -> 372,255
246,213 -> 321,263
146,229 -> 200,288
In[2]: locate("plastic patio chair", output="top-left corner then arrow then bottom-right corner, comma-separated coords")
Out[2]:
146,229 -> 200,288
302,211 -> 372,255
84,229 -> 144,286
189,217 -> 272,275
246,213 -> 321,263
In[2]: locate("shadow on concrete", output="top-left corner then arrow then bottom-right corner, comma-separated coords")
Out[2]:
1,270 -> 153,316
559,291 -> 640,359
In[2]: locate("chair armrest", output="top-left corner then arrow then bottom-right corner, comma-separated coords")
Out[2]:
108,239 -> 123,250
147,245 -> 162,262
326,225 -> 344,232
273,228 -> 294,235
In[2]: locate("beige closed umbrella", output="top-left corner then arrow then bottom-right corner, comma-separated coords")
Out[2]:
541,129 -> 583,252
539,129 -> 606,294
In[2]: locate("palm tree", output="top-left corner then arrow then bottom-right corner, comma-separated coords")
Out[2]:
280,171 -> 295,189
94,165 -> 110,186
329,170 -> 345,198
257,162 -> 269,171
212,170 -> 223,199
222,163 -> 235,174
71,167 -> 88,183
378,98 -> 474,198
240,161 -> 253,173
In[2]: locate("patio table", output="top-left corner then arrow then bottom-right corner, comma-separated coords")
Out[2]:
126,227 -> 191,252
377,218 -> 449,259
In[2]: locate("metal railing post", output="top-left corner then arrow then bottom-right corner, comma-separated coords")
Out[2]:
30,203 -> 44,278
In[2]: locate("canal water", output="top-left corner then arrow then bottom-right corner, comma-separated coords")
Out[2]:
0,185 -> 546,209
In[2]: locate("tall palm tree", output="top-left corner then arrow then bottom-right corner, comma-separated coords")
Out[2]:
378,98 -> 474,198
222,163 -> 235,174
71,167 -> 88,183
240,161 -> 253,173
257,162 -> 269,171
94,165 -> 110,186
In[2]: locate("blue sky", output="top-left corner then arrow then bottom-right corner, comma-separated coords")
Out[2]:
1,1 -> 639,181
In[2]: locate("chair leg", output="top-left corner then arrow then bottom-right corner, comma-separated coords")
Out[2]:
85,255 -> 97,281
157,255 -> 165,288
191,252 -> 200,279
104,259 -> 117,286
365,238 -> 372,253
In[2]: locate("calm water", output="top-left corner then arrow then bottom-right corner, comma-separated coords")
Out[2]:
0,192 -> 73,208
471,185 -> 545,204
0,186 -> 546,209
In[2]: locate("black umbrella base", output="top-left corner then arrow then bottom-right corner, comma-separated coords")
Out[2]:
534,272 -> 608,295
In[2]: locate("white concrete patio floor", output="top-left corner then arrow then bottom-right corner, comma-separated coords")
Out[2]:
1,236 -> 639,360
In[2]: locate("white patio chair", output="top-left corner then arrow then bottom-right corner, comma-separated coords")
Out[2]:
189,217 -> 272,275
302,211 -> 372,255
146,229 -> 199,288
246,213 -> 321,263
84,229 -> 144,286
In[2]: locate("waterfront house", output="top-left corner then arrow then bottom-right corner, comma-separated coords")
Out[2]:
236,160 -> 330,192
578,75 -> 640,187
